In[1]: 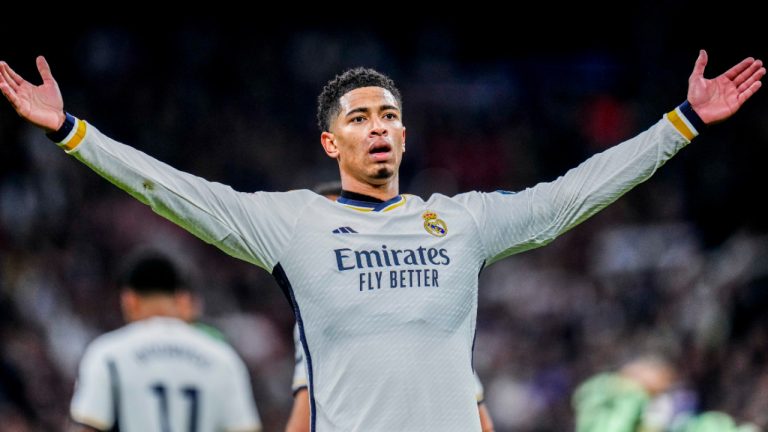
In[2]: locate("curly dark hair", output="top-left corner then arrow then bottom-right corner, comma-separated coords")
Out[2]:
119,252 -> 185,295
316,67 -> 402,132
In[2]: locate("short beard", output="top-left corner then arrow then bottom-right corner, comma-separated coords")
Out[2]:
372,167 -> 393,180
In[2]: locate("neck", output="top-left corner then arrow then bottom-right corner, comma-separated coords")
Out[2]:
127,297 -> 181,322
339,172 -> 399,201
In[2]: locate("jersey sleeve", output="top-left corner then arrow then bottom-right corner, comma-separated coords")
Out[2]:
291,324 -> 308,394
573,373 -> 649,432
221,352 -> 262,432
55,117 -> 314,271
454,111 -> 696,266
70,344 -> 114,431
673,411 -> 745,432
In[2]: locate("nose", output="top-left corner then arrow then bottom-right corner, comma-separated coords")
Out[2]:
369,117 -> 388,137
370,127 -> 387,137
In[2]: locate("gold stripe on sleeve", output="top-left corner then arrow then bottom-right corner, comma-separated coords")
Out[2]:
666,108 -> 695,141
63,119 -> 87,151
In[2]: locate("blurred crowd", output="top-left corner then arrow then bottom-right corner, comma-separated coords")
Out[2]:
1,19 -> 767,431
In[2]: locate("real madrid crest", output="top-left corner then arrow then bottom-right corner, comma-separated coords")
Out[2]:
422,210 -> 447,237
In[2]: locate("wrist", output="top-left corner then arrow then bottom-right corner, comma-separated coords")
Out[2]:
46,112 -> 77,143
666,101 -> 705,141
679,100 -> 707,130
54,111 -> 66,131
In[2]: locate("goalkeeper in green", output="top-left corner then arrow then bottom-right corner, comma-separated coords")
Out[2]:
573,358 -> 760,432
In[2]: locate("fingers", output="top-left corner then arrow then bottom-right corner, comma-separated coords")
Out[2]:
0,62 -> 21,91
737,65 -> 766,93
1,61 -> 25,89
690,49 -> 708,79
724,57 -> 755,80
36,55 -> 55,83
737,80 -> 762,104
0,81 -> 21,110
734,59 -> 764,87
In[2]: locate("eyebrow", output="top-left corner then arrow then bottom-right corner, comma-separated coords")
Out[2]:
344,104 -> 400,118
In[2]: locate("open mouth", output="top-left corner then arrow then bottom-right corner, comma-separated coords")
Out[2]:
368,140 -> 392,160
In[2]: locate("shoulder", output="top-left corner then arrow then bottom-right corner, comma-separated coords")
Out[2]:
144,320 -> 247,371
247,189 -> 326,212
79,325 -> 134,362
451,190 -> 518,200
419,192 -> 460,206
250,189 -> 320,201
88,324 -> 136,349
449,190 -> 520,207
176,324 -> 244,364
401,193 -> 425,204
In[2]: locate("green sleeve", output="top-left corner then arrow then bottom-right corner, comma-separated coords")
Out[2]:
573,373 -> 650,432
674,411 -> 760,432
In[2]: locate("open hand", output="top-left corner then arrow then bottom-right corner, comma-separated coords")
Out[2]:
688,50 -> 765,124
0,56 -> 66,132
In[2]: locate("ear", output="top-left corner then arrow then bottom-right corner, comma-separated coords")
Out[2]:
120,290 -> 139,322
175,291 -> 196,323
402,127 -> 407,153
321,131 -> 339,159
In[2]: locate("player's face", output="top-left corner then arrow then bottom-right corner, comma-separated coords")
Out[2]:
322,87 -> 406,185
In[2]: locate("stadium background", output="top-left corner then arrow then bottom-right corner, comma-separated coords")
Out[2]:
1,14 -> 767,431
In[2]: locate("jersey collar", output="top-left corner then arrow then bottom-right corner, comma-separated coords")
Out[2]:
337,191 -> 406,213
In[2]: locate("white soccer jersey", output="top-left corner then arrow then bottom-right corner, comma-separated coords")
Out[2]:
292,323 -> 486,401
57,108 -> 695,431
70,317 -> 261,432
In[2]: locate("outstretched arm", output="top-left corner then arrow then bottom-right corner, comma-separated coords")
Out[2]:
0,56 -> 65,131
0,57 -> 312,272
457,52 -> 764,265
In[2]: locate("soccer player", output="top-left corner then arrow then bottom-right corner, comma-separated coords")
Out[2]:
283,182 -> 495,432
573,357 -> 678,432
68,252 -> 261,432
0,51 -> 763,431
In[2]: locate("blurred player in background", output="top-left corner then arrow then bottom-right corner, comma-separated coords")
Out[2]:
69,252 -> 261,432
573,356 -> 761,432
1,50 -> 763,431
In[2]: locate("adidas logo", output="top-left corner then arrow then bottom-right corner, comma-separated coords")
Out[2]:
332,227 -> 358,234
